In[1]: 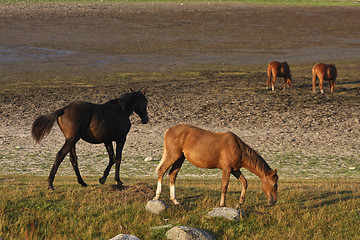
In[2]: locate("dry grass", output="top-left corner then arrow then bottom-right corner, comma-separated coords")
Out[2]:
1,175 -> 359,239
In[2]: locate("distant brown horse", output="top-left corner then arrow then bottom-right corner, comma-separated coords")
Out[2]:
153,124 -> 278,207
267,61 -> 292,91
32,90 -> 149,190
312,63 -> 337,93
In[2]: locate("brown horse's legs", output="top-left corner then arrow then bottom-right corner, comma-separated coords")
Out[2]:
271,75 -> 276,91
153,148 -> 183,202
312,72 -> 318,93
220,169 -> 231,207
267,75 -> 272,90
168,156 -> 185,205
231,170 -> 248,208
48,138 -> 78,190
330,80 -> 335,93
153,171 -> 165,201
69,146 -> 87,187
319,78 -> 324,94
99,142 -> 115,185
114,138 -> 126,186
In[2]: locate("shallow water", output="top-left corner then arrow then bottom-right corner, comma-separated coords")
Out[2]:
1,45 -> 359,72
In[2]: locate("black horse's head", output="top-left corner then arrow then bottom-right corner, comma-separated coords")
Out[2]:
131,89 -> 149,124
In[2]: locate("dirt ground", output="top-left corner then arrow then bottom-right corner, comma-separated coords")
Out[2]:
0,3 -> 359,179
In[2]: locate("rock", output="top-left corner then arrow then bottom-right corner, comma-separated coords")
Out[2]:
166,226 -> 215,240
207,207 -> 246,221
145,200 -> 168,215
109,234 -> 140,240
144,156 -> 153,162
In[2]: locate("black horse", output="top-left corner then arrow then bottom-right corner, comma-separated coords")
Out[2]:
32,89 -> 149,190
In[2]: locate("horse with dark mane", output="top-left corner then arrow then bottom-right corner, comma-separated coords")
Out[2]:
153,124 -> 278,207
312,63 -> 337,93
32,89 -> 149,190
267,61 -> 292,91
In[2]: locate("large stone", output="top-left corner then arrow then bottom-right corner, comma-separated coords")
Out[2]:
166,226 -> 215,240
109,234 -> 140,240
207,207 -> 246,221
145,199 -> 168,215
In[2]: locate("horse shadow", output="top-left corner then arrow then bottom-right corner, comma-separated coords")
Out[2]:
110,184 -> 128,191
304,190 -> 360,210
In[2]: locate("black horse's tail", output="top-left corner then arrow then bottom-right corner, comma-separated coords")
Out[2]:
31,108 -> 64,143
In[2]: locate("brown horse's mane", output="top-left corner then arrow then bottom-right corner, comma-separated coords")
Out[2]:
234,134 -> 272,176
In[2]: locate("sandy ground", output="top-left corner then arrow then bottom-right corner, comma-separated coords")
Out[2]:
0,3 -> 359,181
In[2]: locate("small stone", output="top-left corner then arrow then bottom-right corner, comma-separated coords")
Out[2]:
166,226 -> 215,240
144,156 -> 153,162
145,200 -> 168,215
207,207 -> 246,221
109,234 -> 140,240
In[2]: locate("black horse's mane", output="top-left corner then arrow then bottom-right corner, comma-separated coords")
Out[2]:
105,91 -> 143,112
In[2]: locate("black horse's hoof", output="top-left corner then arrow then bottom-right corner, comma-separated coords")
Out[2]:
99,177 -> 106,185
48,186 -> 55,191
80,182 -> 88,187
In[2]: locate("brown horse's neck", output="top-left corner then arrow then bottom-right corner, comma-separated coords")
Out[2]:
235,135 -> 272,178
243,155 -> 272,179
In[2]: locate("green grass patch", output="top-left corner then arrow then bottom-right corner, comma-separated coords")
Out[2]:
0,176 -> 359,239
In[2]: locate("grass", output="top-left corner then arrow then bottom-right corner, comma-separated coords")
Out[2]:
0,175 -> 359,239
0,0 -> 359,6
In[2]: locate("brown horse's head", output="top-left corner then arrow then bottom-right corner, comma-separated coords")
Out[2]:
287,75 -> 292,87
132,89 -> 149,124
261,169 -> 278,206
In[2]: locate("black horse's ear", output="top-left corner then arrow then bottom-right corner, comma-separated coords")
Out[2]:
142,87 -> 148,95
130,88 -> 135,92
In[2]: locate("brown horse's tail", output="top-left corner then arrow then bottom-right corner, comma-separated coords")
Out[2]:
312,65 -> 318,92
31,108 -> 64,143
267,63 -> 272,79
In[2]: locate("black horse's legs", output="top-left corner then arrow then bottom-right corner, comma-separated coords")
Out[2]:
114,138 -> 126,186
69,146 -> 87,187
99,142 -> 115,185
48,138 -> 78,190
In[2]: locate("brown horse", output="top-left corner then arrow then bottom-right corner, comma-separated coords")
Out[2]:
153,124 -> 278,207
267,61 -> 292,91
312,63 -> 337,93
32,90 -> 149,190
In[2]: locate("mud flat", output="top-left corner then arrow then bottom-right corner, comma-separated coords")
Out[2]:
0,3 -> 359,179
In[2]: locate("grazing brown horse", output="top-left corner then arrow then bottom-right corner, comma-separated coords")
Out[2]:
153,124 -> 278,207
312,63 -> 337,93
32,90 -> 149,190
267,61 -> 292,91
